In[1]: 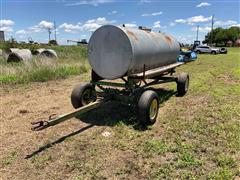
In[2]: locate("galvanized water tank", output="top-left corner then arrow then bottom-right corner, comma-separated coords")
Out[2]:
88,25 -> 180,80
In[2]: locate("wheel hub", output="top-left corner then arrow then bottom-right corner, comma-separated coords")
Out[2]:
185,77 -> 189,92
81,89 -> 95,105
149,99 -> 158,120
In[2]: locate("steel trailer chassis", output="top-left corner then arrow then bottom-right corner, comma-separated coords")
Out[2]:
32,62 -> 189,131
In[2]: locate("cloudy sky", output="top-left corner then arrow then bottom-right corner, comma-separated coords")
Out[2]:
0,0 -> 239,44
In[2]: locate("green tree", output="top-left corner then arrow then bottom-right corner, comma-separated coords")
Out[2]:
203,26 -> 240,46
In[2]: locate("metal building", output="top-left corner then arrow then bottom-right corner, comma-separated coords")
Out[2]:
0,31 -> 5,42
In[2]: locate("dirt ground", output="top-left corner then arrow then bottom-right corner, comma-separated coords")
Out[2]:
0,75 -> 97,179
1,74 -> 162,180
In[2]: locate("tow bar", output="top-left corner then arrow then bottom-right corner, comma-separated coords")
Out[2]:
31,100 -> 103,131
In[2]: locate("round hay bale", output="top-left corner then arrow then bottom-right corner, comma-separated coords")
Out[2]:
7,49 -> 32,63
3,48 -> 19,59
32,48 -> 45,55
7,48 -> 20,53
40,49 -> 58,58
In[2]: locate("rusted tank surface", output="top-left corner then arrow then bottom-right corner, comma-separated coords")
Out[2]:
7,49 -> 32,63
88,25 -> 180,79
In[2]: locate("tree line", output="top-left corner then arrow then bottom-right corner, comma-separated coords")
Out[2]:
203,26 -> 240,46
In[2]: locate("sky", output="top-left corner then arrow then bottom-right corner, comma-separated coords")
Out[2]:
0,0 -> 239,45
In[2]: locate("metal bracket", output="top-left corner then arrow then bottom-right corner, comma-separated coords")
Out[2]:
31,120 -> 49,131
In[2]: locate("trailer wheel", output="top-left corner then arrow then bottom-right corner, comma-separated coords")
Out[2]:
71,83 -> 96,109
177,72 -> 189,96
211,51 -> 216,55
138,90 -> 159,125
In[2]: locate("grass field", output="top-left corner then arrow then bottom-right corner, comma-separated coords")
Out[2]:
0,45 -> 89,84
0,47 -> 239,179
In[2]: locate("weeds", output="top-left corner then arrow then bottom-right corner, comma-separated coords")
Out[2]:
177,152 -> 202,168
208,167 -> 234,179
31,155 -> 52,168
144,139 -> 168,155
1,151 -> 18,166
0,45 -> 89,84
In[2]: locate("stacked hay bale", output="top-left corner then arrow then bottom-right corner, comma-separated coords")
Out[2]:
7,49 -> 32,63
3,48 -> 57,63
32,49 -> 58,58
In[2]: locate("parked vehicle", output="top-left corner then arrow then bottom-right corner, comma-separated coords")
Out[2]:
195,45 -> 220,54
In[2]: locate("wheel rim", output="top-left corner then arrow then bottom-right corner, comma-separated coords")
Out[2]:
185,77 -> 189,92
81,89 -> 95,105
149,99 -> 158,120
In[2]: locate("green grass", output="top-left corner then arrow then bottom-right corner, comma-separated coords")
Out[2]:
1,151 -> 18,166
144,139 -> 168,155
31,155 -> 52,168
0,62 -> 87,84
56,47 -> 239,179
208,167 -> 235,180
0,44 -> 89,84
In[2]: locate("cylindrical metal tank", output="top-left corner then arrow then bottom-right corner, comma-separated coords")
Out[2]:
88,25 -> 180,80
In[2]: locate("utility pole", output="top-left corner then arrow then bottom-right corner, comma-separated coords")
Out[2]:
54,21 -> 57,42
210,14 -> 214,46
48,28 -> 51,42
196,25 -> 199,41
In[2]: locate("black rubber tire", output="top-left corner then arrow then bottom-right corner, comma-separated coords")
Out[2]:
211,51 -> 216,55
177,72 -> 189,96
196,50 -> 201,54
138,90 -> 159,125
71,83 -> 96,109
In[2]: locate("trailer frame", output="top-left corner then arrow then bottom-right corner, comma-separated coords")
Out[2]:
32,62 -> 190,131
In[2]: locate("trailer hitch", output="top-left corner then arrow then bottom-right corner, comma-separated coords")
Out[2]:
31,120 -> 49,131
31,114 -> 57,131
31,100 -> 103,131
